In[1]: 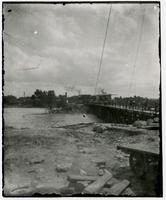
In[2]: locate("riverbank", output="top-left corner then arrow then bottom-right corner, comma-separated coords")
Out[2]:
4,103 -> 88,113
4,122 -> 160,196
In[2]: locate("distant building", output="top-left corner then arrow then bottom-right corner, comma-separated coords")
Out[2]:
94,94 -> 112,104
67,94 -> 112,105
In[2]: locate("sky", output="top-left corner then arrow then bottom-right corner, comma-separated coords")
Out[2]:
3,3 -> 160,98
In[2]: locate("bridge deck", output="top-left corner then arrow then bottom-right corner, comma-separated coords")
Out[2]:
117,143 -> 159,157
87,104 -> 158,115
87,103 -> 159,124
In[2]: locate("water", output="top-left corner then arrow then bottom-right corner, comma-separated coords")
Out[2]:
4,108 -> 99,130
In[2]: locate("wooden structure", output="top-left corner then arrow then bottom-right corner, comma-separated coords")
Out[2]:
117,143 -> 159,177
67,172 -> 135,196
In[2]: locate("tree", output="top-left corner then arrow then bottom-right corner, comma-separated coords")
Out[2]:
31,89 -> 57,109
4,95 -> 17,105
47,90 -> 56,110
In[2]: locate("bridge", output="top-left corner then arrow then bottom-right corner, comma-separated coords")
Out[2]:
86,103 -> 159,124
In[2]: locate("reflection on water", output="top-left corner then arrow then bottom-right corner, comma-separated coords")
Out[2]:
4,108 -> 99,129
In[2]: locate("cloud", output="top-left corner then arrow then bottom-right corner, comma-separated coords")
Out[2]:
3,3 -> 160,98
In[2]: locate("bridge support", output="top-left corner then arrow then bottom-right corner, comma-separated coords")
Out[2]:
87,104 -> 158,124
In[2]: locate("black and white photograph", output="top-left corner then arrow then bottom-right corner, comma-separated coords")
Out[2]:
2,1 -> 162,197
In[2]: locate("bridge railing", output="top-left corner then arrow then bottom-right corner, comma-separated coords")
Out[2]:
87,102 -> 159,116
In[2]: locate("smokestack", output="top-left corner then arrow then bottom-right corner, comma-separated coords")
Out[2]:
65,92 -> 68,104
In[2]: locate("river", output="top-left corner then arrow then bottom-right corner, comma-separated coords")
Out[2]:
4,107 -> 99,130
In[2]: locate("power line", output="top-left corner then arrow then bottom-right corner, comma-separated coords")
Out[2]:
128,5 -> 145,97
94,5 -> 112,95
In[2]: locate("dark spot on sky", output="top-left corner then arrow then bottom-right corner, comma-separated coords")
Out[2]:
7,9 -> 12,13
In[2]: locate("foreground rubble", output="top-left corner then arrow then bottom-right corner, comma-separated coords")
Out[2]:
4,122 -> 160,196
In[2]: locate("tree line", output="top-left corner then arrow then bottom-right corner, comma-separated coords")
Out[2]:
4,89 -> 67,109
4,90 -> 159,112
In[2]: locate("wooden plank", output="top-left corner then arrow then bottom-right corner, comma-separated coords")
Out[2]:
67,174 -> 97,182
144,125 -> 159,130
109,179 -> 130,196
106,178 -> 119,187
83,170 -> 112,194
92,158 -> 106,167
121,187 -> 136,196
117,144 -> 159,157
67,174 -> 118,187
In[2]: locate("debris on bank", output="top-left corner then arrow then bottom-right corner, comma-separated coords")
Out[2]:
92,117 -> 159,135
4,118 -> 160,196
56,163 -> 72,173
66,169 -> 135,196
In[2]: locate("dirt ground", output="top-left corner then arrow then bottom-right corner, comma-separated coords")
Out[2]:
3,123 -> 160,196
